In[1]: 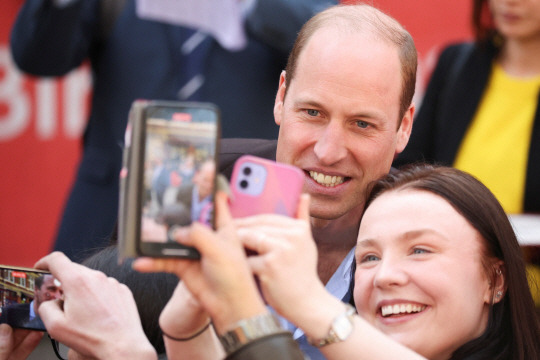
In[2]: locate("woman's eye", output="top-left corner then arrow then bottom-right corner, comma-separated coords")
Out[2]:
356,120 -> 369,129
360,254 -> 380,263
412,248 -> 428,255
306,109 -> 319,116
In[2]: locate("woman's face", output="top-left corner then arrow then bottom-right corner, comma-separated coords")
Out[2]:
353,189 -> 493,360
489,0 -> 540,41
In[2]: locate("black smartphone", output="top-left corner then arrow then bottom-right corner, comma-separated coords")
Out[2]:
0,265 -> 61,331
118,100 -> 220,259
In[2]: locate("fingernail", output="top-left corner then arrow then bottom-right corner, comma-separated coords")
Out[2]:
0,323 -> 11,336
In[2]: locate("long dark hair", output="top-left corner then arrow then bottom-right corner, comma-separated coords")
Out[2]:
356,164 -> 539,360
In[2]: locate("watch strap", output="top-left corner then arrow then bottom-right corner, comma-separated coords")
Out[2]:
307,303 -> 356,348
219,313 -> 285,355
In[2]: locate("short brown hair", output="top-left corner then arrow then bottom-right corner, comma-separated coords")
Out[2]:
284,4 -> 417,121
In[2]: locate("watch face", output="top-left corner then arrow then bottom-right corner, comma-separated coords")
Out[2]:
334,314 -> 354,340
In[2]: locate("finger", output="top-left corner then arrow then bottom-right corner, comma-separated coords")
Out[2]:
37,299 -> 67,340
245,255 -> 267,277
215,190 -> 233,229
234,213 -> 294,228
239,231 -> 278,255
9,329 -> 43,360
0,324 -> 14,359
296,193 -> 310,221
188,222 -> 231,258
34,252 -> 82,283
132,257 -> 190,275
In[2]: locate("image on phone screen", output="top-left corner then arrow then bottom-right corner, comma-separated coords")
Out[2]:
137,104 -> 219,256
0,266 -> 61,332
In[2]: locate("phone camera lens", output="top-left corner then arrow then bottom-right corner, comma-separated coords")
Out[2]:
243,166 -> 252,176
240,180 -> 249,189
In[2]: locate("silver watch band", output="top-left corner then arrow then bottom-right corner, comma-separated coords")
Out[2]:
219,313 -> 284,355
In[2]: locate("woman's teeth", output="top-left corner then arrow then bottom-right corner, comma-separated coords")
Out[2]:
381,304 -> 426,317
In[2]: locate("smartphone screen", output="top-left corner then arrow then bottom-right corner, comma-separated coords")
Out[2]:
0,265 -> 60,331
120,101 -> 220,258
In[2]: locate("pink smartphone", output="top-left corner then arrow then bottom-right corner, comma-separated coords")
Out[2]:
229,155 -> 304,218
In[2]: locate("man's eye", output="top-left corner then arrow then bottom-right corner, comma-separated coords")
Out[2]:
356,120 -> 369,129
306,109 -> 319,116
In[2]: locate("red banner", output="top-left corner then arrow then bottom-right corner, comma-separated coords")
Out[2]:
0,1 -> 91,266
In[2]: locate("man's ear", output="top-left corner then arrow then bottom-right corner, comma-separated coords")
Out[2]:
274,71 -> 287,126
394,104 -> 415,156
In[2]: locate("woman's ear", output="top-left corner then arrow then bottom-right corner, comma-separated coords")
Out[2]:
490,261 -> 506,304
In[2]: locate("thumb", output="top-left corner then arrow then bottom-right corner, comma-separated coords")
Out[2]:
37,299 -> 67,339
0,324 -> 14,359
296,194 -> 310,221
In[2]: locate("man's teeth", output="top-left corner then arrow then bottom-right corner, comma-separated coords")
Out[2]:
381,304 -> 426,317
309,171 -> 344,187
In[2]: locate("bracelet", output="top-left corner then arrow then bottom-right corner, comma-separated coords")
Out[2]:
161,321 -> 212,341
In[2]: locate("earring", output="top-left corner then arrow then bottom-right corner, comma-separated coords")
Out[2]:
496,291 -> 503,298
496,268 -> 502,276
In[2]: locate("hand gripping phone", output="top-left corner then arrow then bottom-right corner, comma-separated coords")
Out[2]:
0,265 -> 59,331
118,100 -> 220,260
228,155 -> 304,218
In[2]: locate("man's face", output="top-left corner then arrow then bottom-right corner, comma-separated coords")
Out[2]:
274,27 -> 413,222
35,274 -> 63,307
194,161 -> 215,200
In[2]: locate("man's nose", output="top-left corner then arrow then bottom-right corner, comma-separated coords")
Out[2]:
313,120 -> 348,165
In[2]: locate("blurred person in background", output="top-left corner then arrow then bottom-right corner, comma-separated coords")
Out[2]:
10,0 -> 336,261
395,0 -> 540,214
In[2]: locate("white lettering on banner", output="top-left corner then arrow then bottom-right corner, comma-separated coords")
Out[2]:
64,68 -> 90,138
0,45 -> 91,142
36,78 -> 56,139
0,47 -> 30,140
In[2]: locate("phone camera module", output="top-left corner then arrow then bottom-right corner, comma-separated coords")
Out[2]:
243,166 -> 252,176
240,180 -> 249,189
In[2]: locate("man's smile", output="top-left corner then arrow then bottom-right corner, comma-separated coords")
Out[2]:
308,170 -> 348,187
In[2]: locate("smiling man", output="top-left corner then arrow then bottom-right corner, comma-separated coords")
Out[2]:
218,4 -> 417,359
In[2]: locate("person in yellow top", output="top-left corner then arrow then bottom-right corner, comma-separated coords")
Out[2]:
396,0 -> 540,215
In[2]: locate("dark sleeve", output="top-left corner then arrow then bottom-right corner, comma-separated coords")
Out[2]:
10,0 -> 101,76
394,43 -> 466,167
225,332 -> 306,360
245,0 -> 337,54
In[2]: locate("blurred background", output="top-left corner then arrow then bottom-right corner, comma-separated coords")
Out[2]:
1,0 -> 472,266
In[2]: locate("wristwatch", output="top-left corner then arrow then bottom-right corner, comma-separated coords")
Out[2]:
307,304 -> 356,347
219,313 -> 284,355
